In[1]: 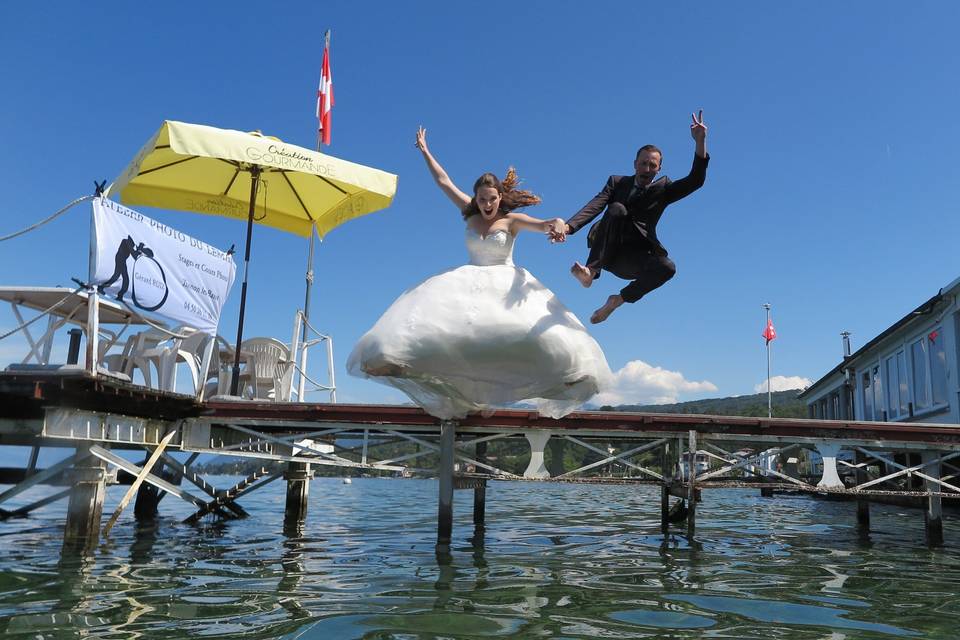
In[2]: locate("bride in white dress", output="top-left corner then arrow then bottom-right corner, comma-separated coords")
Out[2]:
347,128 -> 612,419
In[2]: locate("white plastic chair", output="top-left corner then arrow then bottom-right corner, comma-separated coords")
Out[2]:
101,329 -> 167,387
203,335 -> 262,399
162,329 -> 212,394
130,327 -> 215,393
240,337 -> 292,400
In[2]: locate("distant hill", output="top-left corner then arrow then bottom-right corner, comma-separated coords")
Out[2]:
599,389 -> 807,418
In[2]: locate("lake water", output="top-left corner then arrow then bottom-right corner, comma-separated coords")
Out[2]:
0,477 -> 958,639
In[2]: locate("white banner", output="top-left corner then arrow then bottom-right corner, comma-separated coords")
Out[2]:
92,197 -> 236,335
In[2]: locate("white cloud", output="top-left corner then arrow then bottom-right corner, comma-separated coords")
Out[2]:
754,375 -> 811,393
594,359 -> 718,406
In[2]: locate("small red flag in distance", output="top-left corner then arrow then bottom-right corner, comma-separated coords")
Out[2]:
763,318 -> 777,344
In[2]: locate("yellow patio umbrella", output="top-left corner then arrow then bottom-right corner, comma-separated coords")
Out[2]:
107,120 -> 398,394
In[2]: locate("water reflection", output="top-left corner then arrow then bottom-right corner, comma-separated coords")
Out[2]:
0,479 -> 947,638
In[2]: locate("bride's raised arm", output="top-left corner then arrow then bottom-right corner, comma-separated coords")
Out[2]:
415,127 -> 471,211
506,213 -> 567,243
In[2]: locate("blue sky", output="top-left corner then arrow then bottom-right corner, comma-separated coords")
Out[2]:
2,1 -> 959,408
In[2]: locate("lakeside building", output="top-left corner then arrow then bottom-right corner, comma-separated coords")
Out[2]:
799,276 -> 960,425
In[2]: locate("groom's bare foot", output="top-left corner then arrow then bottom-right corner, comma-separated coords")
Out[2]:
590,294 -> 624,324
571,262 -> 594,288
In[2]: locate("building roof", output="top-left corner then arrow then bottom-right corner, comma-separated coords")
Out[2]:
798,276 -> 960,399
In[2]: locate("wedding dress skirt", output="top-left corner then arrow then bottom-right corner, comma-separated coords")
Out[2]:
347,228 -> 612,419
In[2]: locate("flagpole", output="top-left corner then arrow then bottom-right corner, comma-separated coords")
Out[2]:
763,303 -> 772,418
300,28 -> 330,401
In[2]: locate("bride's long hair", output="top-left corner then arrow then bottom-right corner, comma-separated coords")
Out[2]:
462,168 -> 541,219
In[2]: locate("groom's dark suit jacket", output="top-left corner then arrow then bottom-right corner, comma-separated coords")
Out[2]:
565,153 -> 710,257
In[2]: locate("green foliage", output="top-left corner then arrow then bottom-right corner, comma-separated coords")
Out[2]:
600,390 -> 806,418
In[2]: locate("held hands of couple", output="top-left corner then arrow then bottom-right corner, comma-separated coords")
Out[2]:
546,218 -> 567,244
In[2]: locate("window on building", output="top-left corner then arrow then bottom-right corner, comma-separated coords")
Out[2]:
831,393 -> 840,419
884,355 -> 898,418
897,350 -> 908,416
930,328 -> 948,406
873,365 -> 884,420
820,398 -> 828,420
911,338 -> 930,411
861,371 -> 874,421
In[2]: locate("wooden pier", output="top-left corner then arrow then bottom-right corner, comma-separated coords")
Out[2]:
2,369 -> 958,551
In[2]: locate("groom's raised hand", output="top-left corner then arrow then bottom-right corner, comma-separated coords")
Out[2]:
690,110 -> 707,158
690,110 -> 707,142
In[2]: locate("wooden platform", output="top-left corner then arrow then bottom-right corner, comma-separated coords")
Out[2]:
4,370 -> 960,449
1,369 -> 958,548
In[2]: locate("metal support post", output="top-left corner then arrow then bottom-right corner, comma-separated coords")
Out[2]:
66,328 -> 83,365
687,430 -> 697,538
473,440 -> 487,528
660,440 -> 671,533
437,420 -> 456,549
854,449 -> 870,539
922,451 -> 944,547
63,443 -> 108,550
284,441 -> 314,529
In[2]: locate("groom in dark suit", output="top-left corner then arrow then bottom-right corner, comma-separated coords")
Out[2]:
555,111 -> 709,323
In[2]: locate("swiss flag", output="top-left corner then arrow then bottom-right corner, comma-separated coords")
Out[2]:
762,318 -> 777,344
317,33 -> 333,146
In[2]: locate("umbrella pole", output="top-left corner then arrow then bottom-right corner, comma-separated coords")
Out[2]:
230,166 -> 262,396
297,229 -> 316,401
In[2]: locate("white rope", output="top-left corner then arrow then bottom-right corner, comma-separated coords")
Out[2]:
298,311 -> 329,341
0,287 -> 83,342
291,363 -> 334,391
112,297 -> 194,339
0,195 -> 95,242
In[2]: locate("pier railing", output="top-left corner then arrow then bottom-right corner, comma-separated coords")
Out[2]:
289,309 -> 336,403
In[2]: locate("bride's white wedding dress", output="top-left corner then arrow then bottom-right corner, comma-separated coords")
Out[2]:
347,228 -> 612,419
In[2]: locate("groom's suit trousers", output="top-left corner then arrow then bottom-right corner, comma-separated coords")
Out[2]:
584,203 -> 676,303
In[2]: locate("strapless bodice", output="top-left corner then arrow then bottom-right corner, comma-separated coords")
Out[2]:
466,228 -> 514,266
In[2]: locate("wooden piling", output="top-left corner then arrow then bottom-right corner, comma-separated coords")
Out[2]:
63,443 -> 108,550
284,460 -> 313,528
473,440 -> 487,528
922,451 -> 944,547
437,420 -> 456,548
547,437 -> 566,477
133,481 -> 164,520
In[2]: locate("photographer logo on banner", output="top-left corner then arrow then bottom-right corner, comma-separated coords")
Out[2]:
92,197 -> 237,335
